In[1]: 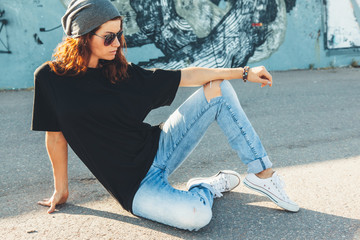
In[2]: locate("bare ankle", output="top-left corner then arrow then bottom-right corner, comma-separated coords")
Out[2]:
255,168 -> 274,179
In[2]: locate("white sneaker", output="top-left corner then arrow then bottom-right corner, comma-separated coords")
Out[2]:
186,170 -> 241,198
243,172 -> 300,212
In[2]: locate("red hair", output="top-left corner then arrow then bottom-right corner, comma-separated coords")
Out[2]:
48,17 -> 128,83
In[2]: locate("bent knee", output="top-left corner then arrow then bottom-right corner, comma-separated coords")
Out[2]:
183,205 -> 213,231
203,80 -> 223,103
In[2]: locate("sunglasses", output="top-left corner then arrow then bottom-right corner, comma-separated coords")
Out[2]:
93,30 -> 123,46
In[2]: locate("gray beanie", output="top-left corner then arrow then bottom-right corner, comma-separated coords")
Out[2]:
62,0 -> 120,38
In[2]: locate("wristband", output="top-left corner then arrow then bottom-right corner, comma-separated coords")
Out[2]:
243,66 -> 250,82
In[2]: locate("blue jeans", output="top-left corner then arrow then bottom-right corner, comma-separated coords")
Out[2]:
132,80 -> 272,231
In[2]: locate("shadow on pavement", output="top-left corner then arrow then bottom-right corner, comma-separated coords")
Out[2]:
54,192 -> 360,240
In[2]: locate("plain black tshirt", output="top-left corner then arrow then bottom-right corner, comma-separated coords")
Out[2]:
31,63 -> 181,212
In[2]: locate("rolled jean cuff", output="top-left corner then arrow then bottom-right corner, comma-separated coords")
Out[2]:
188,183 -> 215,198
247,156 -> 273,173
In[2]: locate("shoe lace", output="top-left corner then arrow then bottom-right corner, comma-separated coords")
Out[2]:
211,175 -> 230,197
273,174 -> 285,188
272,174 -> 290,201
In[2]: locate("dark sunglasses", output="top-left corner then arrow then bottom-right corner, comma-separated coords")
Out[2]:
93,30 -> 123,46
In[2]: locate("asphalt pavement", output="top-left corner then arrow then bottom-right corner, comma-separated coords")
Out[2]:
0,67 -> 359,240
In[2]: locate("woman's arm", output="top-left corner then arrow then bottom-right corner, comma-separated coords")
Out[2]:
38,131 -> 69,213
180,66 -> 273,87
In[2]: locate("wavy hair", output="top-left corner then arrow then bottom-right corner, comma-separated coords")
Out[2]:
48,17 -> 128,83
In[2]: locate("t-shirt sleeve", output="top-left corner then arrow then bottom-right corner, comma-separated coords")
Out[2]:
130,63 -> 181,109
150,68 -> 181,109
31,64 -> 61,131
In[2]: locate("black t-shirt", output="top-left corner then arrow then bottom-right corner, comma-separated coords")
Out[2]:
31,63 -> 181,212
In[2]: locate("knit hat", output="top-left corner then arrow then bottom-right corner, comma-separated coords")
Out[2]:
62,0 -> 120,38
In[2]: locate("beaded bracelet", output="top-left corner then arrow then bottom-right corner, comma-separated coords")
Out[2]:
243,66 -> 250,82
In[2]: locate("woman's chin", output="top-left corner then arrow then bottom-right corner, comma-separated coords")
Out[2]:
102,55 -> 116,61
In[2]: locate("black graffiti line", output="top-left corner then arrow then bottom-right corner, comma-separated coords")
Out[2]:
39,24 -> 62,32
0,20 -> 11,53
210,39 -> 219,68
0,38 -> 8,49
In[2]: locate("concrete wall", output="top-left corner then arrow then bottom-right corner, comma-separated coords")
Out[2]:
250,0 -> 360,71
0,0 -> 65,89
0,0 -> 359,90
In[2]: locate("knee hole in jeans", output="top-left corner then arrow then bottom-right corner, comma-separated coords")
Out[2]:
203,80 -> 223,103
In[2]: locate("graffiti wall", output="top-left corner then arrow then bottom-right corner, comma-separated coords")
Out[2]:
0,0 -> 64,89
111,0 -> 296,69
325,0 -> 360,49
0,9 -> 11,54
0,0 -> 359,89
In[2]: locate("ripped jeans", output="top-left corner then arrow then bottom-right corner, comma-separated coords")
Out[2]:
132,80 -> 272,231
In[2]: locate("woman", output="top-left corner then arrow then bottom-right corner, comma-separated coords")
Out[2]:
32,0 -> 299,231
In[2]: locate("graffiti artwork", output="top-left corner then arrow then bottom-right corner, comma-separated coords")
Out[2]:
0,9 -> 11,54
60,0 -> 297,68
325,0 -> 360,49
124,0 -> 297,69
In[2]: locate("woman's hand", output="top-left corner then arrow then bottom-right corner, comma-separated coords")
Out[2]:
246,66 -> 273,87
38,190 -> 69,214
42,131 -> 69,214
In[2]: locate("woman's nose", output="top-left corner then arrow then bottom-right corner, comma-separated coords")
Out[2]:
112,36 -> 121,47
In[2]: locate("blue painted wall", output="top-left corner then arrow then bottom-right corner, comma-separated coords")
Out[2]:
0,0 -> 359,90
0,0 -> 65,89
250,0 -> 360,71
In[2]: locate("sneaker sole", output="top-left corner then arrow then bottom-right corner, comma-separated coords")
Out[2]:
186,170 -> 241,191
243,177 -> 300,212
